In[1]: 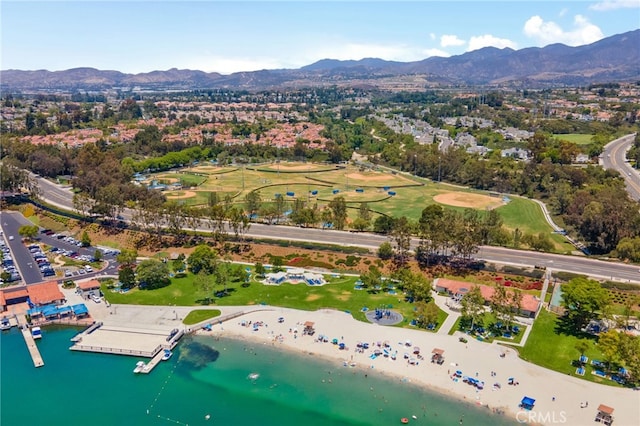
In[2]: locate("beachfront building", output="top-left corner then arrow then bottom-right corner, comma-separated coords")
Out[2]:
433,278 -> 541,318
76,279 -> 101,299
264,268 -> 326,286
26,281 -> 66,307
0,286 -> 30,312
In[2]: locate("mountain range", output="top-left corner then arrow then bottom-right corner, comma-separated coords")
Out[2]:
2,29 -> 639,92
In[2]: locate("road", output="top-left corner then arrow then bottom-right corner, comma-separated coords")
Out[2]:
31,160 -> 640,284
601,133 -> 640,200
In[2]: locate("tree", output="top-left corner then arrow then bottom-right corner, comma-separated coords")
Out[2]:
245,191 -> 261,218
328,196 -> 348,230
255,262 -> 266,278
575,339 -> 591,360
377,241 -> 394,260
373,215 -> 394,234
358,202 -> 371,221
415,301 -> 440,329
391,216 -> 412,265
92,249 -> 103,262
351,217 -> 370,231
460,285 -> 485,331
188,244 -> 217,275
117,248 -> 138,268
359,265 -> 382,291
80,230 -> 91,247
194,271 -> 214,304
136,259 -> 170,290
271,256 -> 284,273
17,225 -> 38,241
172,253 -> 186,272
118,266 -> 136,289
597,330 -> 622,366
561,278 -> 610,331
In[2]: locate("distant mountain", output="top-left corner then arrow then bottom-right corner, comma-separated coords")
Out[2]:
2,30 -> 638,91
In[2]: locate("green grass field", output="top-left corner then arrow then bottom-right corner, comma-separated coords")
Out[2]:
142,161 -> 558,249
101,271 -> 445,327
553,134 -> 594,145
519,310 -> 621,386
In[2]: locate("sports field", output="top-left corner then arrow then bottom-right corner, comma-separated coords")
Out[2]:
142,161 -> 564,250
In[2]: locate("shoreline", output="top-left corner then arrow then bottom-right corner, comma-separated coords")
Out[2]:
197,306 -> 638,426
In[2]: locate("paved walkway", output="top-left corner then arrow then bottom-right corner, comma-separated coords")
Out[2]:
432,293 -> 461,335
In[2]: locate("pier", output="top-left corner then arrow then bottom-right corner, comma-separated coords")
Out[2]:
16,315 -> 44,368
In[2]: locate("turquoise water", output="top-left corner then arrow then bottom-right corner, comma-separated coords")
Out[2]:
1,327 -> 516,425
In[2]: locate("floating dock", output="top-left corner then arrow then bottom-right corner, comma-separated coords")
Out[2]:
16,315 -> 44,368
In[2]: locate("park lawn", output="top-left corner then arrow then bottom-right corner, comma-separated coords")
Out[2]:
446,312 -> 526,344
553,134 -> 594,145
102,273 -> 427,326
519,310 -> 619,386
496,197 -> 566,251
174,172 -> 208,186
183,309 -> 221,325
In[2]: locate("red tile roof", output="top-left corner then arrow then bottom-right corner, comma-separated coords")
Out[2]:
1,286 -> 29,303
27,281 -> 64,305
435,278 -> 540,313
77,279 -> 100,290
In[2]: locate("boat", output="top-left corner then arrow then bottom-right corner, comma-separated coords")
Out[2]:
247,373 -> 260,380
133,361 -> 146,373
31,326 -> 42,339
0,318 -> 11,330
161,349 -> 173,361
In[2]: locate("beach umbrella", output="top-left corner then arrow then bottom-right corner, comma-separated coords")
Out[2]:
413,347 -> 420,354
332,338 -> 339,344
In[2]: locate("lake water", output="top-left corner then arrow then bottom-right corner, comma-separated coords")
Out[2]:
1,326 -> 517,425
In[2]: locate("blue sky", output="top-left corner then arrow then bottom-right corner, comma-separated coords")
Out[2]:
2,1 -> 639,74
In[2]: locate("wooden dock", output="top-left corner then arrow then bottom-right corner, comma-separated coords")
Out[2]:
139,349 -> 166,374
16,316 -> 44,368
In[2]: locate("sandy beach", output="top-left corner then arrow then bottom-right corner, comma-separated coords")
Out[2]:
200,307 -> 639,426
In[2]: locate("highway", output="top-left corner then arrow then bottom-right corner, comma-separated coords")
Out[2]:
601,133 -> 640,200
31,156 -> 640,284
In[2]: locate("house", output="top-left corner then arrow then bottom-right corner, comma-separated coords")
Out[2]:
501,147 -> 530,161
76,279 -> 101,299
27,281 -> 65,307
0,286 -> 30,312
433,278 -> 540,318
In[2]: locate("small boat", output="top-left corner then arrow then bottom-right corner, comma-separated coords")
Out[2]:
247,373 -> 260,380
133,361 -> 146,373
401,418 -> 409,424
0,318 -> 11,330
161,349 -> 173,361
31,326 -> 42,339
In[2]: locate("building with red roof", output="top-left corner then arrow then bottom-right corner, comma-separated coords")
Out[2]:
76,279 -> 101,298
27,281 -> 65,307
433,278 -> 541,318
0,286 -> 30,312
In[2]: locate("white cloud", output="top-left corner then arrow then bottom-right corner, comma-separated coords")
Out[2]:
589,0 -> 640,11
429,33 -> 437,41
523,15 -> 604,46
422,48 -> 450,58
440,34 -> 466,48
467,35 -> 517,51
559,7 -> 569,17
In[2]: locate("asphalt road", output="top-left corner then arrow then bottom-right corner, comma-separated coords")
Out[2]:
32,159 -> 640,284
601,133 -> 640,200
